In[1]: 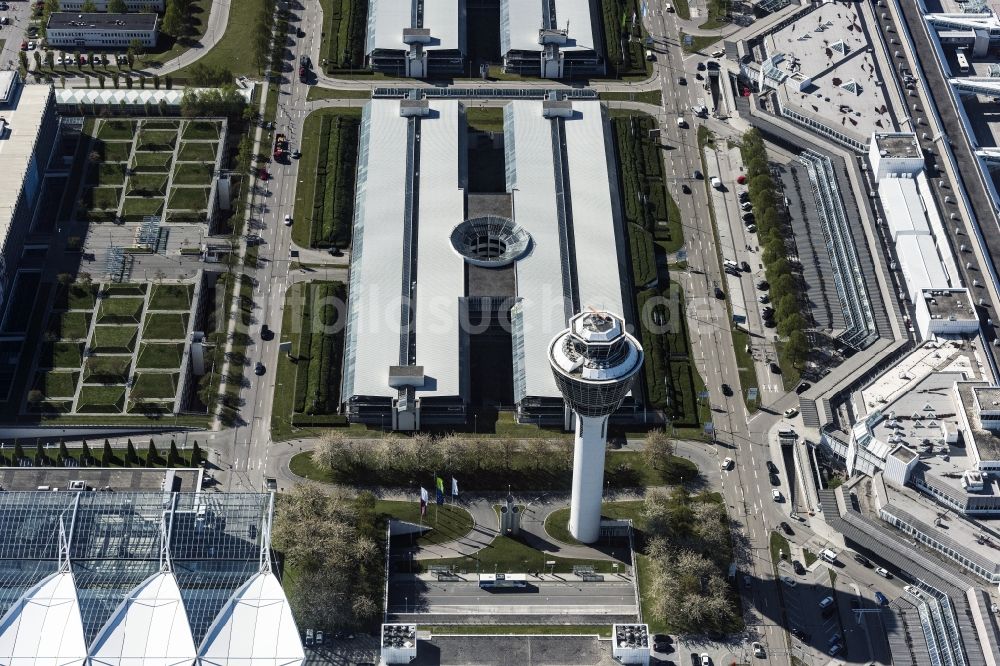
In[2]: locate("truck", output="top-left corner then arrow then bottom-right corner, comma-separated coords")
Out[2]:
273,133 -> 288,162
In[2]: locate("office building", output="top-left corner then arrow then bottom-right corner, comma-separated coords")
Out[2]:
46,13 -> 159,48
57,0 -> 165,11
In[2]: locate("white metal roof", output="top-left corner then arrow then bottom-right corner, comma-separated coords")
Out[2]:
896,234 -> 950,302
507,101 -> 567,399
0,85 -> 52,262
501,0 -> 597,53
414,99 -> 464,398
346,99 -> 409,398
365,0 -> 462,54
0,571 -> 87,666
55,87 -> 253,107
198,573 -> 304,666
565,101 -> 625,319
88,572 -> 196,666
879,177 -> 930,240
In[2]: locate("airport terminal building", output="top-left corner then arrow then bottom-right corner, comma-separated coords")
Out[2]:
365,0 -> 467,77
341,95 -> 631,430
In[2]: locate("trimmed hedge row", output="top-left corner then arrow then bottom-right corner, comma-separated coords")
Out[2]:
293,282 -> 347,415
309,115 -> 360,248
290,413 -> 349,427
636,288 -> 669,409
600,0 -> 649,77
612,116 -> 675,243
629,223 -> 657,287
324,0 -> 369,70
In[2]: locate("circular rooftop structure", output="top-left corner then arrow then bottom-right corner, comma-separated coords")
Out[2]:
449,216 -> 531,268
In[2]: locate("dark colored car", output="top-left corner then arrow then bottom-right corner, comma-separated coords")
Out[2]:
682,183 -> 691,194
791,628 -> 810,641
721,383 -> 733,396
743,212 -> 755,223
770,362 -> 781,374
761,307 -> 775,318
653,635 -> 673,645
697,61 -> 706,70
299,54 -> 310,68
875,591 -> 889,605
693,170 -> 703,179
329,247 -> 344,256
853,553 -> 871,567
792,560 -> 805,575
741,261 -> 751,272
654,641 -> 673,653
780,521 -> 793,535
254,362 -> 265,376
261,325 -> 274,341
769,473 -> 780,486
763,317 -> 777,328
757,280 -> 769,290
796,381 -> 812,395
678,76 -> 687,85
691,653 -> 700,666
715,286 -> 725,299
766,461 -> 779,474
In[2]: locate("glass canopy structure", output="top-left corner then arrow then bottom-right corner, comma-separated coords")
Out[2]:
0,491 -> 303,666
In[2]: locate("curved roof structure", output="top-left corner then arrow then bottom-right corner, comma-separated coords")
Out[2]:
199,573 -> 304,666
89,572 -> 196,666
0,571 -> 87,666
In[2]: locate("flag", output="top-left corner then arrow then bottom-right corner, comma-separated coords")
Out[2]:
420,487 -> 428,516
451,477 -> 459,497
435,477 -> 445,505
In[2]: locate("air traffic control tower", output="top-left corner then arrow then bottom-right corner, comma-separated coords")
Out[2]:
549,311 -> 644,542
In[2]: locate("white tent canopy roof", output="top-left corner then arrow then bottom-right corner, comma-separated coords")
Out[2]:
0,571 -> 87,666
198,572 -> 304,666
89,571 -> 197,666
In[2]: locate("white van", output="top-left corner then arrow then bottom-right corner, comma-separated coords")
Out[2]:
820,548 -> 837,563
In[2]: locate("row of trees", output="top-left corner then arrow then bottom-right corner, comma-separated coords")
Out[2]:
272,485 -> 383,630
2,439 -> 204,468
641,487 -> 739,634
740,129 -> 809,368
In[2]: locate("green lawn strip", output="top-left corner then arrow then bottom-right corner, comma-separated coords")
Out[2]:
136,129 -> 178,152
131,372 -> 178,400
769,531 -> 790,568
104,283 -> 147,296
290,449 -> 694,491
376,500 -> 473,547
636,553 -> 667,633
41,341 -> 83,369
167,0 -> 266,76
290,110 -> 360,249
167,187 -> 209,210
424,626 -> 612,638
773,340 -> 802,391
122,198 -> 164,218
84,186 -> 122,210
87,162 -> 127,187
673,0 -> 691,19
628,223 -> 656,287
137,0 -> 212,68
103,141 -> 133,162
178,142 -> 218,162
306,87 -> 372,101
681,32 -> 723,53
699,0 -> 729,30
599,90 -> 663,105
171,162 -> 214,185
132,151 -> 174,172
96,297 -> 144,324
731,327 -> 759,412
544,501 -> 646,546
142,120 -> 181,130
181,120 -> 221,141
83,355 -> 133,383
55,284 -> 98,310
76,385 -> 126,413
126,172 -> 168,197
803,548 -> 817,567
148,283 -> 194,310
97,120 -> 136,140
465,107 -> 504,132
90,325 -> 139,353
143,312 -> 189,340
33,371 -> 79,398
48,311 -> 91,340
136,342 -> 184,369
270,284 -> 301,441
419,535 -> 624,575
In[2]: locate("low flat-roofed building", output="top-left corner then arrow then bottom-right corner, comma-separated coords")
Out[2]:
365,0 -> 466,76
500,0 -> 602,78
58,0 -> 164,11
46,12 -> 158,48
0,80 -> 58,314
869,132 -> 924,179
342,96 -> 631,430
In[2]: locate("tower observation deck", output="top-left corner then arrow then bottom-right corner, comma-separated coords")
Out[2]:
549,310 -> 644,542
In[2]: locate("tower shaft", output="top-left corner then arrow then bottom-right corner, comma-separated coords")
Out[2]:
569,414 -> 609,543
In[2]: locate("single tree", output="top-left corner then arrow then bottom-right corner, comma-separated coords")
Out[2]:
785,329 -> 810,367
190,441 -> 203,466
126,439 -> 139,466
111,71 -> 120,88
778,312 -> 808,338
44,50 -> 54,71
32,51 -> 41,70
162,0 -> 183,37
26,389 -> 43,405
35,442 -> 47,466
152,73 -> 160,89
81,440 -> 93,466
641,429 -> 675,471
168,440 -> 181,467
18,51 -> 28,73
13,441 -> 25,465
81,0 -> 97,11
146,439 -> 159,466
58,441 -> 70,466
108,0 -> 128,12
102,440 -> 113,466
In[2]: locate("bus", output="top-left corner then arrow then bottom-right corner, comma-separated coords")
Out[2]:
478,573 -> 528,590
956,49 -> 970,75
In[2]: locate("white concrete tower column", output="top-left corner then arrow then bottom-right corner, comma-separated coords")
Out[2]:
569,414 -> 610,543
